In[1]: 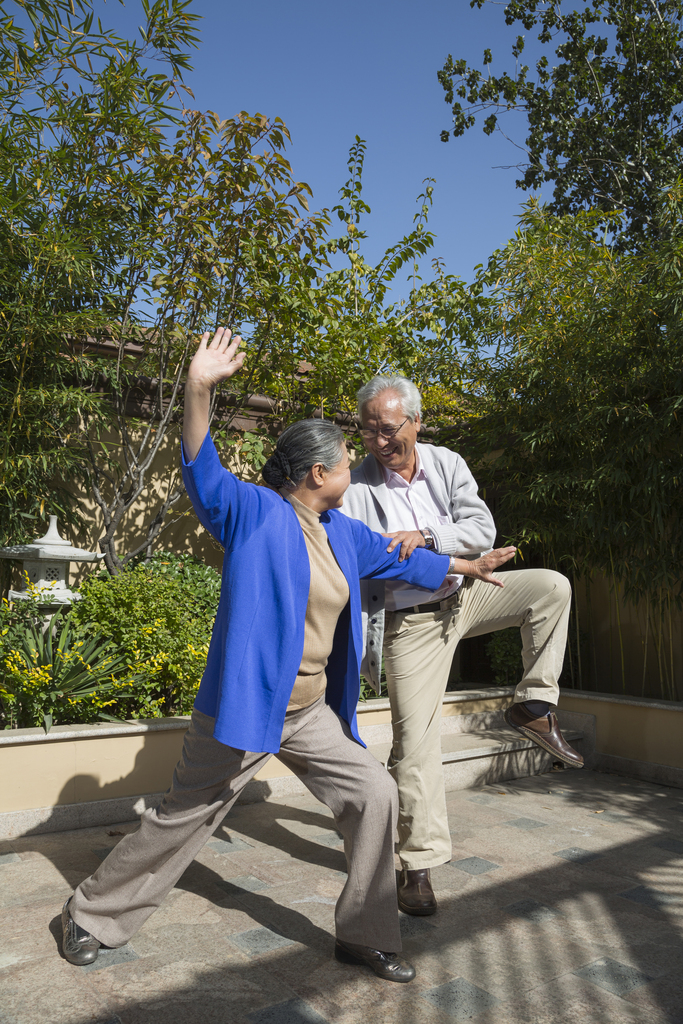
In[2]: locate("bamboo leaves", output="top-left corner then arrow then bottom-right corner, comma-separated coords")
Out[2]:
446,193 -> 683,630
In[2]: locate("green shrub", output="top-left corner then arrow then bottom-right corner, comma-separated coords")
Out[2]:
359,675 -> 388,701
359,652 -> 389,702
1,588 -> 46,728
131,551 -> 222,617
1,607 -> 133,731
0,587 -> 43,664
71,552 -> 221,719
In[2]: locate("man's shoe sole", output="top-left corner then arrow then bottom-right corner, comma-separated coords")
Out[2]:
504,709 -> 584,768
397,897 -> 437,917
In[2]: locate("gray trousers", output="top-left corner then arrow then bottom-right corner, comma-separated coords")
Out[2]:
71,697 -> 401,952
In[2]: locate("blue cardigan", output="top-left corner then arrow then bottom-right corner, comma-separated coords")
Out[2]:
182,433 -> 449,752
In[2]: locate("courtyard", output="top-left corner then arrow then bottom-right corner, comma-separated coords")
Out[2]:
0,767 -> 681,1024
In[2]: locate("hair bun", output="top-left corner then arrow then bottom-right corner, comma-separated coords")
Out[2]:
262,448 -> 292,487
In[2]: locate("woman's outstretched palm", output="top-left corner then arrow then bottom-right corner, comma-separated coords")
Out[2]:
187,327 -> 246,390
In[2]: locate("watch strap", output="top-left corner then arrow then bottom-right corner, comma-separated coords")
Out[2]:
420,527 -> 435,550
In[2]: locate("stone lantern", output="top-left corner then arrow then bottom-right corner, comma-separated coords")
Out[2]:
0,515 -> 102,608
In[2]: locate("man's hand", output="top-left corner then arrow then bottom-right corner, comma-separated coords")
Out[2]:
187,327 -> 246,390
383,530 -> 426,562
463,547 -> 517,587
183,327 -> 245,462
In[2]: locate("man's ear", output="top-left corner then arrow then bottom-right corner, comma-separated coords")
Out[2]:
413,413 -> 421,431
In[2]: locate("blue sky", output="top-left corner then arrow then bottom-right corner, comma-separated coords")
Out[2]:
168,0 -> 546,295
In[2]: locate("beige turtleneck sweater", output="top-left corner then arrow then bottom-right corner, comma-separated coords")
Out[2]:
282,492 -> 350,710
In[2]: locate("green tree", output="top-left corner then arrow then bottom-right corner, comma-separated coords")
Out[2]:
0,0 -> 325,577
438,0 -> 683,240
441,191 -> 683,696
0,3 -> 471,583
0,0 -> 200,568
254,138 -> 474,440
82,108 -> 323,573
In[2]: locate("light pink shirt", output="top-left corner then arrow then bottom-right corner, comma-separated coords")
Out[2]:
382,449 -> 463,611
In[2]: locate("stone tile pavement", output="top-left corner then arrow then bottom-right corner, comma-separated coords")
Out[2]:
1,768 -> 682,1024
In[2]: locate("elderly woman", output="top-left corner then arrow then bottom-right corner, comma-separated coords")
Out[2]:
61,328 -> 515,982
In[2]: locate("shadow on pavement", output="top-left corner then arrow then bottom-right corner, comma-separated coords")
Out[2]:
2,768 -> 682,1024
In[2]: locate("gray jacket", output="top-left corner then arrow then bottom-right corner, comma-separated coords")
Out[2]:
341,442 -> 496,691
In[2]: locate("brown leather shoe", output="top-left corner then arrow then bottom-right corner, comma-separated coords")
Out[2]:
335,940 -> 416,982
504,703 -> 584,768
397,868 -> 437,916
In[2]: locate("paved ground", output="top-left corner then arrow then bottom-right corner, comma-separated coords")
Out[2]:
1,768 -> 682,1024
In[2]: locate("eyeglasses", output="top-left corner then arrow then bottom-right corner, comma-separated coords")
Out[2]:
359,417 -> 409,441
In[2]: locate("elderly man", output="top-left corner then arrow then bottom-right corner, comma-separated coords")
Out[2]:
342,374 -> 582,918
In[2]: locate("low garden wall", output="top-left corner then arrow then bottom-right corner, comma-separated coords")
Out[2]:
1,687 -> 680,839
560,689 -> 683,787
0,688 -> 515,839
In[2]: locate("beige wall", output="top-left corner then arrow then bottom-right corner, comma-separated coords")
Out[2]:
0,702 -> 374,815
0,727 -> 188,812
561,694 -> 683,770
68,425 -> 230,580
574,576 -> 682,701
0,722 -> 308,813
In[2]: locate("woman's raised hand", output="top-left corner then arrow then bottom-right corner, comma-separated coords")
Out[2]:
187,327 -> 246,391
183,328 -> 246,462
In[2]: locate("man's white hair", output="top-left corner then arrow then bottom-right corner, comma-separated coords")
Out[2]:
356,375 -> 422,422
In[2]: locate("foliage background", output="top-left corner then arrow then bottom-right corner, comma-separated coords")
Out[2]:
0,553 -> 220,729
70,552 -> 220,717
439,0 -> 683,242
437,194 -> 683,699
0,0 -> 202,566
2,0 -> 681,711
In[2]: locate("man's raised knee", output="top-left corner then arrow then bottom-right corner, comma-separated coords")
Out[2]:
533,568 -> 571,607
549,570 -> 572,606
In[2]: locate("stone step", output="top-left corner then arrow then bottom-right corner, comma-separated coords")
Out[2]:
366,720 -> 588,790
368,725 -> 584,767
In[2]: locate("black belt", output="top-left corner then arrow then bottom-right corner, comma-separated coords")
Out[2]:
412,599 -> 444,614
410,577 -> 472,614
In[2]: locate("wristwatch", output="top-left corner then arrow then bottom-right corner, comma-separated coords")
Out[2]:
419,527 -> 435,550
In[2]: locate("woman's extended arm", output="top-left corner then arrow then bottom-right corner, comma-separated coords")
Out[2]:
352,516 -> 516,591
183,327 -> 245,462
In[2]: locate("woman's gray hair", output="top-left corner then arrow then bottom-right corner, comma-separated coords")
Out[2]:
356,375 -> 422,421
262,419 -> 345,489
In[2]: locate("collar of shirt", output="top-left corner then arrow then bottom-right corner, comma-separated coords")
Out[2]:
377,445 -> 463,610
381,446 -> 425,489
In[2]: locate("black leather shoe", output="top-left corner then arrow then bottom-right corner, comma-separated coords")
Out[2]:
334,940 -> 416,982
504,703 -> 584,768
398,868 -> 437,916
61,898 -> 100,966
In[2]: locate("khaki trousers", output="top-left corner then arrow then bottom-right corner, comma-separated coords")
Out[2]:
383,568 -> 571,870
71,696 -> 402,952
